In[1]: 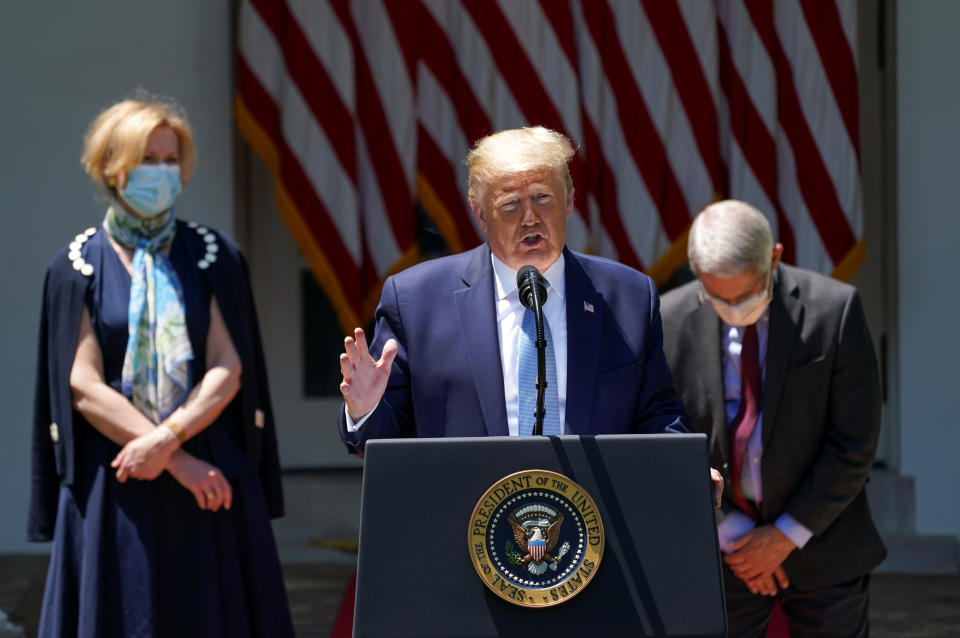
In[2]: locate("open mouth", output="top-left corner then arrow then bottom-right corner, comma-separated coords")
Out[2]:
521,233 -> 543,247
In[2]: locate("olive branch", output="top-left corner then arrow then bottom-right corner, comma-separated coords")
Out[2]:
504,540 -> 523,564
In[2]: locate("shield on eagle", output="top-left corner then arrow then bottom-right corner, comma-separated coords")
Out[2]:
529,537 -> 546,562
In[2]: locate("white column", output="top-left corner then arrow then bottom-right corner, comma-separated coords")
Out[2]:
897,0 -> 960,539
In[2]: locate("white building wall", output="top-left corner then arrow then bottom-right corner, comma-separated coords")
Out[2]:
897,0 -> 960,539
0,1 -> 233,552
245,156 -> 357,469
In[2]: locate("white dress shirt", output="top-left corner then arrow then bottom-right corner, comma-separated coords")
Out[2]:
491,253 -> 568,436
716,309 -> 814,552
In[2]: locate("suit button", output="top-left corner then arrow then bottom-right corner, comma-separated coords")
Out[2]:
722,462 -> 729,469
49,423 -> 60,443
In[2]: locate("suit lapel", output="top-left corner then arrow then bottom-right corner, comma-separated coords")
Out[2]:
691,299 -> 729,462
563,250 -> 603,434
455,245 -> 509,437
762,267 -> 801,449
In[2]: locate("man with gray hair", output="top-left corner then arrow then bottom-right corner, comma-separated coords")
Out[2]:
661,199 -> 885,636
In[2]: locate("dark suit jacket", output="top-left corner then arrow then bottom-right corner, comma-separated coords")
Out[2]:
338,244 -> 688,452
29,222 -> 285,541
660,264 -> 886,590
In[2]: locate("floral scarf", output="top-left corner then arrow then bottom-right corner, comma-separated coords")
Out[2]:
104,203 -> 194,423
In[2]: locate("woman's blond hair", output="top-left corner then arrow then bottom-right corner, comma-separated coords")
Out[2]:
81,95 -> 196,194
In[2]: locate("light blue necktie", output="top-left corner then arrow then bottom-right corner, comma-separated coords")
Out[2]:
518,307 -> 561,436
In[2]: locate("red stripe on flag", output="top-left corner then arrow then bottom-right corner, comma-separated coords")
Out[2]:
799,0 -> 861,158
381,0 -> 419,86
249,0 -> 357,182
641,0 -> 727,193
540,0 -> 644,268
417,126 -> 483,251
582,119 -> 645,270
716,27 -> 796,263
329,0 -> 416,251
580,0 -> 689,241
745,0 -> 855,264
460,0 -> 586,219
415,0 -> 493,144
538,0 -> 577,67
237,56 -> 368,305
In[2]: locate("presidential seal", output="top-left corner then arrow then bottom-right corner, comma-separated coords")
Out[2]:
468,470 -> 604,607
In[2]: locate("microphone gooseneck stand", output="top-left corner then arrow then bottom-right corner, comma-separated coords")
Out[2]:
517,265 -> 549,436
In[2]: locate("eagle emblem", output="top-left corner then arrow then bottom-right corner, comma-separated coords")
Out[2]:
507,505 -> 571,575
469,470 -> 605,607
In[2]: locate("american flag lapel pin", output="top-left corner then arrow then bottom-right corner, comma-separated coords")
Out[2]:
583,300 -> 595,313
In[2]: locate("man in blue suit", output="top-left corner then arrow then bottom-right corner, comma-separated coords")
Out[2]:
337,127 -> 702,462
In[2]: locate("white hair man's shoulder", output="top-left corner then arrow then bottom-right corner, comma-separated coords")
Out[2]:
778,263 -> 860,304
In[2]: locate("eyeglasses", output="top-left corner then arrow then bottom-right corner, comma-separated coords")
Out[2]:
698,271 -> 772,310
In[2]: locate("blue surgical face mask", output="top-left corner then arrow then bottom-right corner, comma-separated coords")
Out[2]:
121,164 -> 182,216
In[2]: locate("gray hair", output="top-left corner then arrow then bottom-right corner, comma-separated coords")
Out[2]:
465,126 -> 575,206
687,200 -> 774,277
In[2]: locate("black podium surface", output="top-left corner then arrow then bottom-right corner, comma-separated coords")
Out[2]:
354,434 -> 726,637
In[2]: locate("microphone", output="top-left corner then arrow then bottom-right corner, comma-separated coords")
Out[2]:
516,265 -> 547,310
516,265 -> 548,436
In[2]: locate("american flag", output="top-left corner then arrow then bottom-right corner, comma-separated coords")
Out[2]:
236,0 -> 862,333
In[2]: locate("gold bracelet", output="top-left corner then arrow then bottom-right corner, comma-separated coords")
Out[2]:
161,420 -> 186,442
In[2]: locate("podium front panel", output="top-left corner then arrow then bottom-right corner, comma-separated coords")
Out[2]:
354,434 -> 725,637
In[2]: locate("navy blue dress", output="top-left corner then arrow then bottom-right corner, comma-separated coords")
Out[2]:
37,231 -> 295,638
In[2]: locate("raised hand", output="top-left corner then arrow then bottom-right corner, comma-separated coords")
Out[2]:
339,327 -> 398,421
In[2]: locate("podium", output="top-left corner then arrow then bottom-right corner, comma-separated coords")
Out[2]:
353,434 -> 726,637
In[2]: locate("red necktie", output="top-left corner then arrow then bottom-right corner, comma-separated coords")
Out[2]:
729,324 -> 761,520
